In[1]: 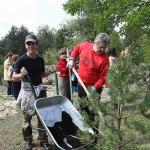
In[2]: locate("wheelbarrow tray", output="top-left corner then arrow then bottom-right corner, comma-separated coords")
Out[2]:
35,95 -> 94,150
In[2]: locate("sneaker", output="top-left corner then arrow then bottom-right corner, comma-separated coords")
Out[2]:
24,142 -> 32,150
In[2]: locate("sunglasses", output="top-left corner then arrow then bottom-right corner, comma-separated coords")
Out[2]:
26,42 -> 36,46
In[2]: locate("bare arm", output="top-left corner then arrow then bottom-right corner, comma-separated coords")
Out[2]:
12,72 -> 23,81
12,67 -> 28,81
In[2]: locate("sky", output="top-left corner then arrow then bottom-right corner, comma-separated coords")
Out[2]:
0,0 -> 73,39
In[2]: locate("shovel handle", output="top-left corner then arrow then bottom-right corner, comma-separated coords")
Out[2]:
72,68 -> 90,97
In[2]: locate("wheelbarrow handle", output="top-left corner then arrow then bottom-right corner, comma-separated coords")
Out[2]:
26,75 -> 37,99
72,67 -> 90,97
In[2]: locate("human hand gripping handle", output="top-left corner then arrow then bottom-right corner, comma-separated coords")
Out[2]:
66,57 -> 75,69
20,67 -> 28,77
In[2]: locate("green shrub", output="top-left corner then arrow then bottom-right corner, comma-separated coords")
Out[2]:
43,48 -> 58,65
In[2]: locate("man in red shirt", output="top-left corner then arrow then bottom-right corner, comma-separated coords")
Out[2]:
67,33 -> 110,139
68,33 -> 110,96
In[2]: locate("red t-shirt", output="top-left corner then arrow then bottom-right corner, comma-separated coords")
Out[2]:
71,42 -> 109,90
56,59 -> 69,78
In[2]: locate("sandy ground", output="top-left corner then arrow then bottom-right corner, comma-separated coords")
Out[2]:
0,100 -> 17,118
0,82 -> 17,118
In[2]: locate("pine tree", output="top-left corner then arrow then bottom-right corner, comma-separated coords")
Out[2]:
77,46 -> 150,150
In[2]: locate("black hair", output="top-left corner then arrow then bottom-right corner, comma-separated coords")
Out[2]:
107,47 -> 117,57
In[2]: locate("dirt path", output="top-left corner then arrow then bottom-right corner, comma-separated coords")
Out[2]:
0,84 -> 17,118
0,100 -> 17,118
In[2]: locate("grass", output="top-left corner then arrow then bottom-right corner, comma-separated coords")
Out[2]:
0,109 -> 24,150
0,108 -> 53,150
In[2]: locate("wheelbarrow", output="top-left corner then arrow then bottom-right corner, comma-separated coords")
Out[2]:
35,95 -> 94,150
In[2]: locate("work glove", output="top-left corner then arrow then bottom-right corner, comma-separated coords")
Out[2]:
20,67 -> 28,77
49,65 -> 56,73
66,57 -> 75,69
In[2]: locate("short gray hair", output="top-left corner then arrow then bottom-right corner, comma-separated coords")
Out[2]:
94,33 -> 110,45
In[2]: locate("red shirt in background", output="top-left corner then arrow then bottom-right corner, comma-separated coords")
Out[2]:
56,59 -> 69,79
71,42 -> 109,90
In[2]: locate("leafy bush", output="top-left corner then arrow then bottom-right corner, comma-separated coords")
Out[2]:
0,55 -> 4,84
43,48 -> 58,65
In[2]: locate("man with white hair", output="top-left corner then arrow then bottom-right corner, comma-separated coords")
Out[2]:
67,33 -> 110,139
68,33 -> 110,96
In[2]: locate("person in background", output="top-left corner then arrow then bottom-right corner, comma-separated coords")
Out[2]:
107,47 -> 118,68
56,48 -> 71,100
12,34 -> 51,150
100,48 -> 118,103
3,51 -> 13,95
121,45 -> 132,57
71,60 -> 79,94
11,54 -> 21,100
